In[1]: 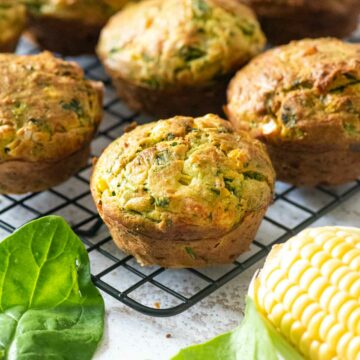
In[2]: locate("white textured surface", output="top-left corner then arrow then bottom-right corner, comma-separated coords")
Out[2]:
95,192 -> 360,360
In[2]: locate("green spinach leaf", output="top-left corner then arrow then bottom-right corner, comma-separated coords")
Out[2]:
172,296 -> 303,360
0,216 -> 104,360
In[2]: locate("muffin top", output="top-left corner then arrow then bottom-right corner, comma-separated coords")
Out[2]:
227,38 -> 360,148
92,114 -> 274,240
0,52 -> 103,162
97,0 -> 265,89
24,0 -> 133,24
0,2 -> 26,43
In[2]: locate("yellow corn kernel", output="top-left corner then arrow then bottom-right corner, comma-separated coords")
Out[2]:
307,311 -> 326,339
288,259 -> 309,283
337,332 -> 353,359
291,294 -> 312,320
328,292 -> 351,314
343,248 -> 360,265
338,300 -> 358,325
283,285 -> 303,310
326,324 -> 346,351
331,266 -> 350,286
299,332 -> 313,356
318,343 -> 336,359
280,251 -> 300,272
96,177 -> 108,192
321,258 -> 342,278
311,251 -> 329,269
301,303 -> 320,326
323,236 -> 344,253
300,243 -> 321,260
279,312 -> 293,338
350,279 -> 360,297
349,256 -> 360,272
263,267 -> 283,289
308,276 -> 328,299
344,233 -> 360,246
348,308 -> 360,333
269,303 -> 286,326
274,278 -> 292,302
290,233 -> 312,250
339,272 -> 359,292
290,321 -> 305,345
299,267 -> 319,290
253,226 -> 360,360
347,337 -> 360,359
263,291 -> 277,314
309,340 -> 321,360
258,292 -> 276,313
332,242 -> 354,260
319,286 -> 338,310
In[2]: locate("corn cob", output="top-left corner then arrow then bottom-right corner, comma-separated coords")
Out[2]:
252,227 -> 360,360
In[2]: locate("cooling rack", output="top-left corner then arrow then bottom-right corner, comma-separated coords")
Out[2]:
0,34 -> 359,317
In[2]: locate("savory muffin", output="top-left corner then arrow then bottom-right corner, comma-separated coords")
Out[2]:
239,0 -> 360,45
227,38 -> 360,187
0,52 -> 103,194
0,2 -> 26,52
91,114 -> 275,268
24,0 -> 133,55
97,0 -> 266,118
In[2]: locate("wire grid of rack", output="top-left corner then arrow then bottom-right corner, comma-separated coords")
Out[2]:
0,33 -> 359,317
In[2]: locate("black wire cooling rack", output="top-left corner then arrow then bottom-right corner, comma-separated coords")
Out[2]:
0,34 -> 359,317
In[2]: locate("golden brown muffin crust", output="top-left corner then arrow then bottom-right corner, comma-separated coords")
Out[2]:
97,0 -> 265,89
91,114 -> 274,242
0,145 -> 90,194
0,52 -> 103,163
227,38 -> 360,151
104,205 -> 267,267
